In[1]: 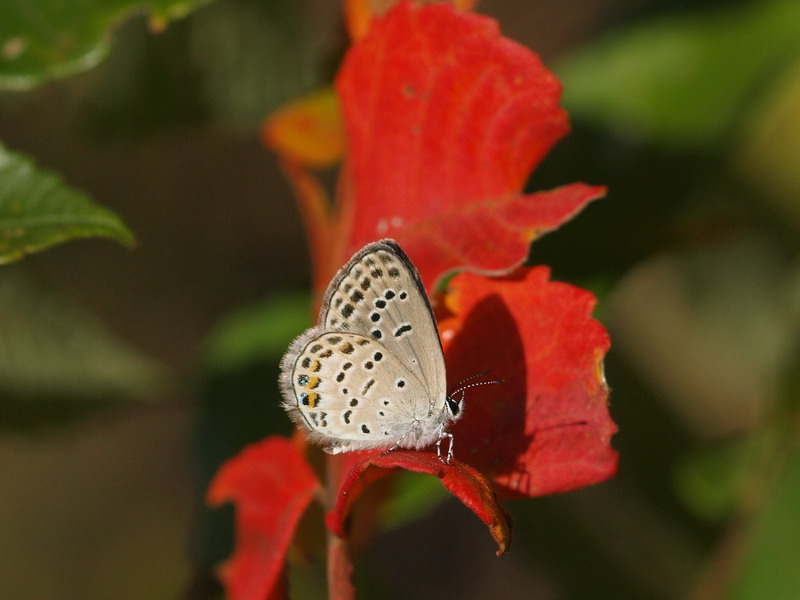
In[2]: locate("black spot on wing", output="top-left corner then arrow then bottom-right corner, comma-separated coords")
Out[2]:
362,379 -> 375,394
394,324 -> 412,337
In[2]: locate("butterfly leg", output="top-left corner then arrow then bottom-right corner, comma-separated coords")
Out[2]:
435,423 -> 455,464
382,422 -> 419,455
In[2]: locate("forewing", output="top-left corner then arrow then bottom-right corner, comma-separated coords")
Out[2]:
319,240 -> 446,406
281,331 -> 429,452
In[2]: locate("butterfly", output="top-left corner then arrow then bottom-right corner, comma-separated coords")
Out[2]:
279,239 -> 495,462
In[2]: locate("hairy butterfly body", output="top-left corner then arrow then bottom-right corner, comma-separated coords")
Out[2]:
279,239 -> 463,460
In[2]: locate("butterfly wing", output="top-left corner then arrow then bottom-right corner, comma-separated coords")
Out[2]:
279,239 -> 449,453
319,240 -> 447,414
280,331 -> 433,453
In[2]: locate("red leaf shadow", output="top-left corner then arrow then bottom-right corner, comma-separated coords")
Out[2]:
440,268 -> 618,498
445,291 -> 532,481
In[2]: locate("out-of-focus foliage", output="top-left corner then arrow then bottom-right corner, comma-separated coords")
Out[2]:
0,0 -> 213,90
608,234 -> 794,439
727,443 -> 800,600
550,1 -> 800,598
0,271 -> 168,430
557,0 -> 800,149
0,143 -> 134,263
737,55 -> 800,228
202,292 -> 309,374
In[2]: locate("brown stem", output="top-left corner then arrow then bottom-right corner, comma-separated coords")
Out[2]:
325,453 -> 357,600
327,534 -> 357,600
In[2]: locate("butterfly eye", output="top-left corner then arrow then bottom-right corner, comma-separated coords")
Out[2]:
445,396 -> 461,417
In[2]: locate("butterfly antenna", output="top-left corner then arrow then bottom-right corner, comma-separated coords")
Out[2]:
450,371 -> 490,390
448,374 -> 504,397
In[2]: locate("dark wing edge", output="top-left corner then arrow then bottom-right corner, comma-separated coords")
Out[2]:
318,238 -> 444,355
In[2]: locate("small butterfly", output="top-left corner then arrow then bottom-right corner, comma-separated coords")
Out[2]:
279,239 -> 497,462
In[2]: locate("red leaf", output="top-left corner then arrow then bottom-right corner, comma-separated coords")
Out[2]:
323,450 -> 389,539
334,1 -> 604,289
207,437 -> 320,600
438,268 -> 618,497
327,450 -> 512,555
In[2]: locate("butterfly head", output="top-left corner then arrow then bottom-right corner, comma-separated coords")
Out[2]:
445,394 -> 463,419
444,372 -> 504,422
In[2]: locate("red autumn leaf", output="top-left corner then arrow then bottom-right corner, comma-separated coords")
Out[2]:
438,267 -> 618,497
334,1 -> 604,290
327,450 -> 512,555
344,0 -> 481,41
207,437 -> 320,600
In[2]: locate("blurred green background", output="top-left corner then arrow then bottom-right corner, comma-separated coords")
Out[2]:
1,0 -> 799,598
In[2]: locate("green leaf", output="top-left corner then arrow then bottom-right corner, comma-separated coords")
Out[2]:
557,0 -> 800,147
202,292 -> 310,373
727,442 -> 800,600
0,0 -> 212,90
0,143 -> 134,263
0,271 -> 168,430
